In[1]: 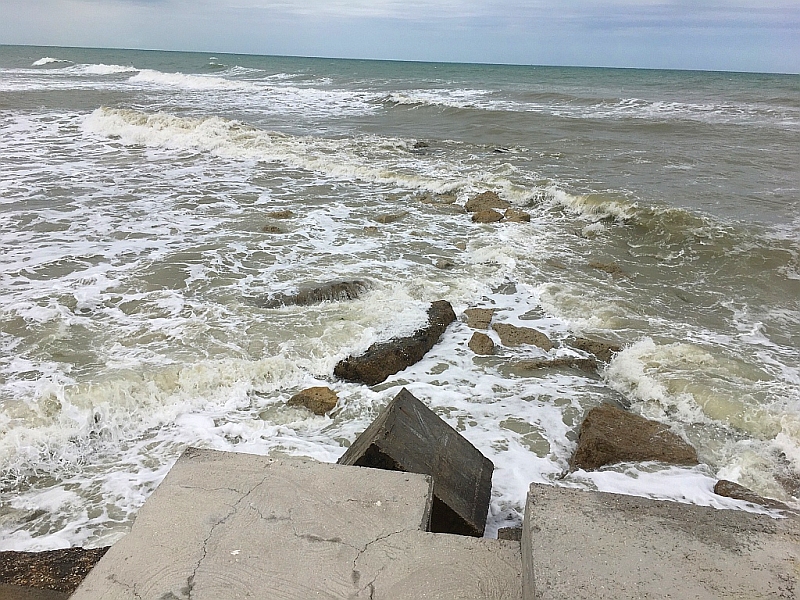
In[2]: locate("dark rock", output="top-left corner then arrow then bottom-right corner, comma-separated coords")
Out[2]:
334,301 -> 456,385
465,191 -> 510,213
714,480 -> 789,511
413,141 -> 430,149
570,403 -> 699,471
504,208 -> 531,222
492,323 -> 553,351
434,259 -> 455,269
463,308 -> 496,329
259,280 -> 369,308
497,527 -> 522,542
567,337 -> 622,363
514,356 -> 597,373
261,224 -> 285,234
0,547 -> 109,594
471,209 -> 504,223
338,388 -> 494,537
287,387 -> 339,416
468,332 -> 495,355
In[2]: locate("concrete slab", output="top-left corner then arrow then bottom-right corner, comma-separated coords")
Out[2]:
522,483 -> 800,600
70,448 -> 521,600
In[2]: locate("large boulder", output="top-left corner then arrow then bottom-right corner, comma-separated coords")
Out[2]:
503,208 -> 531,222
259,280 -> 369,308
464,191 -> 510,213
334,301 -> 456,385
287,387 -> 339,416
492,323 -> 553,351
570,403 -> 699,471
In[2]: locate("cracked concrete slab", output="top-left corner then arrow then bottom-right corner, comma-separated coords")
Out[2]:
523,483 -> 800,600
71,449 -> 521,600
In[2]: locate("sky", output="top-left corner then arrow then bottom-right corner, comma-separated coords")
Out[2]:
2,0 -> 799,73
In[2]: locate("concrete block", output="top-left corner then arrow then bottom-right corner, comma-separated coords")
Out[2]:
522,483 -> 800,600
338,388 -> 494,537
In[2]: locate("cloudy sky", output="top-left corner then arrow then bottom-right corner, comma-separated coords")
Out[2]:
2,0 -> 799,73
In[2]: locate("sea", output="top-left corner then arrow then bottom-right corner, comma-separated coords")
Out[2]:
1,45 -> 798,551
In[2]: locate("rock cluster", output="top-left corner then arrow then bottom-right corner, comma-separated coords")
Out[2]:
464,191 -> 531,223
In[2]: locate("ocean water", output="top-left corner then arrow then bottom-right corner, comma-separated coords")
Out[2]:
1,45 -> 799,550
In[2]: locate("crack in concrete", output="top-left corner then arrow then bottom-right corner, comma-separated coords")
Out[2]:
351,529 -> 410,598
108,573 -> 142,600
186,475 -> 271,599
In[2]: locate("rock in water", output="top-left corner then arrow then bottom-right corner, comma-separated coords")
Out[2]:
570,403 -> 699,471
287,387 -> 339,416
492,323 -> 553,351
713,480 -> 789,510
468,332 -> 495,355
504,208 -> 531,222
463,307 -> 496,329
464,191 -> 510,212
471,209 -> 504,223
259,280 -> 368,308
567,337 -> 622,362
334,301 -> 456,385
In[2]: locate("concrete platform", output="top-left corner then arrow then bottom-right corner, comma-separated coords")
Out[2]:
70,448 -> 521,600
523,483 -> 800,600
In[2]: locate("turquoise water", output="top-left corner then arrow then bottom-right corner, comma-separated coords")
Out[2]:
1,45 -> 798,549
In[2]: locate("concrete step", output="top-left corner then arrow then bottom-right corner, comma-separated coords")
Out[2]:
522,483 -> 800,600
70,448 -> 521,600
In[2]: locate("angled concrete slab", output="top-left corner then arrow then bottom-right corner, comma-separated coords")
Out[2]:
522,483 -> 800,600
71,449 -> 521,600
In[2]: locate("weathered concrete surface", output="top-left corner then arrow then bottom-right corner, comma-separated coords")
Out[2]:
523,483 -> 800,600
71,449 -> 519,600
338,388 -> 494,537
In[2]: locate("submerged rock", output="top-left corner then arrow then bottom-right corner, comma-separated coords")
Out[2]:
259,280 -> 369,308
261,224 -> 286,234
492,323 -> 553,351
266,209 -> 295,219
463,308 -> 496,329
513,356 -> 598,373
373,212 -> 407,224
713,480 -> 789,511
468,332 -> 495,355
334,300 -> 456,385
464,191 -> 510,212
504,208 -> 531,222
567,337 -> 622,363
570,403 -> 699,471
287,387 -> 339,416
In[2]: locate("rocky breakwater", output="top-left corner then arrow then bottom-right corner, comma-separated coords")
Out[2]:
334,300 -> 456,385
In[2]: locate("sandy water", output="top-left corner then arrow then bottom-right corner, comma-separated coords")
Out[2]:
1,45 -> 799,550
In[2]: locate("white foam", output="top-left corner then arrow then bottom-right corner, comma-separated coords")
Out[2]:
68,63 -> 138,76
129,69 -> 252,90
32,57 -> 71,67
